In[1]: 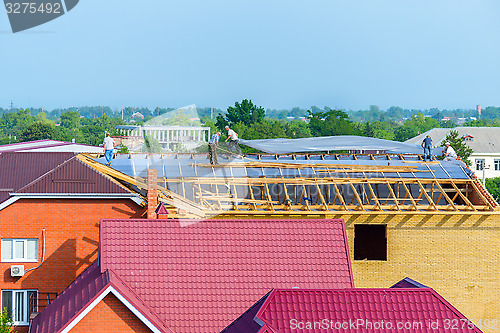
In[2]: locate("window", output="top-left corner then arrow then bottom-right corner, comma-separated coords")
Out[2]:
495,159 -> 500,171
354,225 -> 387,261
1,239 -> 38,262
476,159 -> 485,171
1,290 -> 37,325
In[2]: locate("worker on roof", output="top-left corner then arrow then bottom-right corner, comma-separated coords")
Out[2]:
208,131 -> 221,165
443,142 -> 457,161
421,135 -> 433,162
103,133 -> 115,166
224,126 -> 241,156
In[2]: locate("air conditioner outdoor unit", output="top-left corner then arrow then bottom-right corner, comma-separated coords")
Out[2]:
11,265 -> 24,277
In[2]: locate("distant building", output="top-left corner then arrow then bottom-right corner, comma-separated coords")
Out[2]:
116,125 -> 210,151
131,112 -> 144,120
406,126 -> 500,178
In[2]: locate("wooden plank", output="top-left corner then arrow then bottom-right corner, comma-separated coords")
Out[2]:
416,180 -> 437,211
449,180 -> 476,211
385,181 -> 400,211
349,183 -> 365,211
433,181 -> 458,211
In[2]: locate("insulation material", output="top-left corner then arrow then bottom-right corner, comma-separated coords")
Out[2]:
240,135 -> 427,154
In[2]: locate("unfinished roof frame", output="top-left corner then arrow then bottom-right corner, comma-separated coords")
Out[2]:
78,154 -> 498,216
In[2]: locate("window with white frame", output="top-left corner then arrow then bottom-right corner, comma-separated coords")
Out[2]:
495,159 -> 500,171
1,239 -> 38,262
476,159 -> 485,171
1,290 -> 38,325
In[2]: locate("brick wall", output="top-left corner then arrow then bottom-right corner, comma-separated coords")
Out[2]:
0,199 -> 146,295
70,293 -> 152,333
147,169 -> 158,219
215,212 -> 500,333
340,213 -> 499,333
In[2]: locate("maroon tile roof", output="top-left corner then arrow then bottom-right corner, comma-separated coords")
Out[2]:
0,152 -> 132,206
30,261 -> 174,333
17,155 -> 130,194
100,218 -> 353,333
245,289 -> 482,333
0,152 -> 74,203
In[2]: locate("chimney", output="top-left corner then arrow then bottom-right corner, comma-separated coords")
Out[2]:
477,105 -> 481,119
147,168 -> 158,219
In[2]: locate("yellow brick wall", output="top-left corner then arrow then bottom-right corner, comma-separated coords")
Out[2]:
217,211 -> 500,332
333,212 -> 500,332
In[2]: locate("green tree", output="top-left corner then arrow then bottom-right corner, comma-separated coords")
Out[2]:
485,177 -> 500,203
19,122 -> 56,142
442,130 -> 473,166
0,308 -> 14,333
363,122 -> 375,137
60,111 -> 81,130
307,109 -> 360,137
144,135 -> 163,153
394,112 -> 439,141
284,120 -> 311,138
241,120 -> 287,140
225,99 -> 265,126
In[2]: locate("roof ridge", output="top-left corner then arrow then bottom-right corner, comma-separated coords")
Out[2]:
107,268 -> 174,333
15,154 -> 77,193
73,155 -> 134,194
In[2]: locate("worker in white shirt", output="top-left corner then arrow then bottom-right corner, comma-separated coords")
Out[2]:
224,126 -> 241,155
103,133 -> 115,166
443,142 -> 457,161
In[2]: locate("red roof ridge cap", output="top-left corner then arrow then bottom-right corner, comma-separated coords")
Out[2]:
57,280 -> 113,333
106,268 -> 174,333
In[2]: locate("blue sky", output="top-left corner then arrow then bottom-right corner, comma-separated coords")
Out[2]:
1,0 -> 500,111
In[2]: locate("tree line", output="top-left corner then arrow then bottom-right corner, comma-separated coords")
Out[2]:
2,100 -> 500,151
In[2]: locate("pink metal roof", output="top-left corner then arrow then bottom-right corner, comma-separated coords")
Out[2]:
100,218 -> 353,333
30,261 -> 174,333
250,289 -> 482,333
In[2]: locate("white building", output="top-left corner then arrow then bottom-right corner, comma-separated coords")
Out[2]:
406,127 -> 500,178
116,125 -> 210,151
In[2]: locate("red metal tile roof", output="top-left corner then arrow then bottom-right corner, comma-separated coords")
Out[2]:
250,289 -> 482,333
100,218 -> 353,333
30,261 -> 173,333
0,152 -> 74,203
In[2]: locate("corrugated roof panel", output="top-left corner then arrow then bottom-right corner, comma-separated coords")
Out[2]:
17,156 -> 130,195
30,262 -> 174,333
0,152 -> 74,203
100,218 -> 353,333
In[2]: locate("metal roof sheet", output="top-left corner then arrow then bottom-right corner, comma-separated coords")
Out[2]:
96,153 -> 471,180
246,288 -> 482,333
0,140 -> 102,153
17,156 -> 130,195
100,218 -> 353,333
30,261 -> 174,333
0,152 -> 74,203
